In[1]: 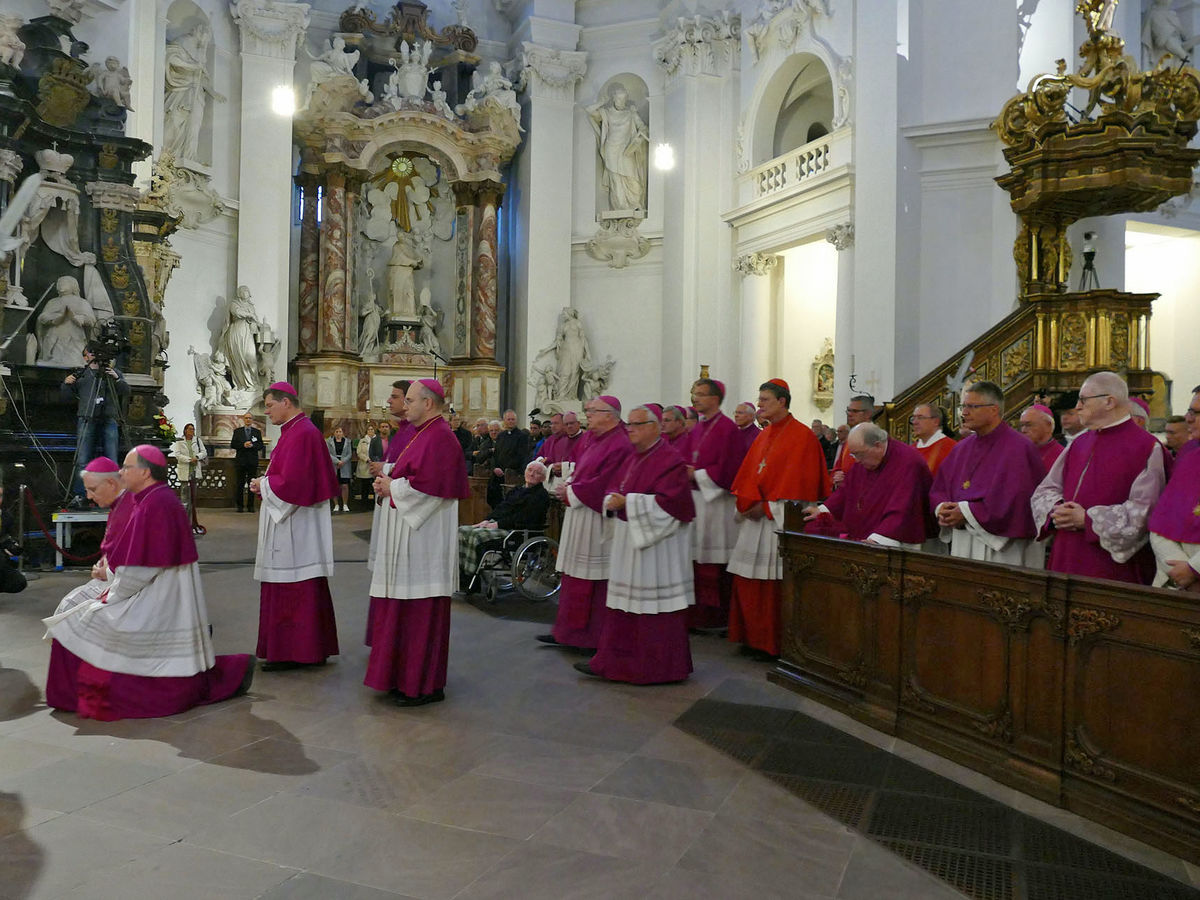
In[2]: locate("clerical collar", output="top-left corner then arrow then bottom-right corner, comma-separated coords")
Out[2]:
279,411 -> 304,430
1064,429 -> 1083,444
915,430 -> 946,449
1094,414 -> 1132,432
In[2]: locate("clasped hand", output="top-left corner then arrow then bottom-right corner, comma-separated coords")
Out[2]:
935,502 -> 965,528
604,493 -> 625,512
1050,501 -> 1086,531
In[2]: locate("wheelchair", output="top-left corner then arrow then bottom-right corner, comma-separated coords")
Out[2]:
467,528 -> 561,604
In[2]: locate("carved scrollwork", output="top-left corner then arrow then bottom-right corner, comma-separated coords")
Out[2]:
978,588 -> 1043,631
895,575 -> 936,604
1067,608 -> 1121,645
1182,627 -> 1200,651
836,659 -> 868,690
901,675 -> 937,713
1176,795 -> 1200,816
845,562 -> 882,598
781,550 -> 815,575
1065,734 -> 1116,781
973,705 -> 1014,744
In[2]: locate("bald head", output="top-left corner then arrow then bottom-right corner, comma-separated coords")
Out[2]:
1019,405 -> 1055,446
1077,371 -> 1128,430
847,422 -> 889,469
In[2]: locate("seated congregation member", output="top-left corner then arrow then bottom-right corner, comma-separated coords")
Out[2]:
253,383 -> 341,670
457,461 -> 551,583
930,381 -> 1045,567
911,403 -> 955,476
45,446 -> 252,720
803,422 -> 932,549
45,458 -> 132,611
683,378 -> 745,630
365,379 -> 469,706
577,405 -> 695,684
1018,404 -> 1063,472
1148,435 -> 1200,590
542,395 -> 632,651
1032,372 -> 1167,584
727,379 -> 830,658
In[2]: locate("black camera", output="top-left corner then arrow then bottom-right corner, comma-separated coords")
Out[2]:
0,534 -> 21,557
90,319 -> 131,367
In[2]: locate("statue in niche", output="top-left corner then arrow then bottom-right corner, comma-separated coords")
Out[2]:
88,56 -> 134,109
219,286 -> 262,392
163,22 -> 225,163
36,276 -> 96,367
359,270 -> 383,360
416,292 -> 443,357
456,61 -> 521,123
529,308 -> 615,407
0,15 -> 25,68
1143,0 -> 1200,65
586,83 -> 649,213
387,234 -> 423,319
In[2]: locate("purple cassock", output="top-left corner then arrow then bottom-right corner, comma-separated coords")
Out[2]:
735,424 -> 760,459
819,438 -> 933,545
257,412 -> 341,665
1149,446 -> 1200,544
1034,418 -> 1167,584
930,421 -> 1045,541
560,431 -> 586,463
538,432 -> 564,462
47,482 -> 252,720
552,425 -> 633,649
1036,439 -> 1063,472
590,438 -> 696,684
681,411 -> 746,629
384,420 -> 415,464
1178,438 -> 1199,461
365,416 -> 470,699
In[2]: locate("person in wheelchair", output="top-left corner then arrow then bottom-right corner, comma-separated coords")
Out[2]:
458,460 -> 551,591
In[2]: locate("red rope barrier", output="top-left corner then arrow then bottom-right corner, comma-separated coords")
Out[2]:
22,490 -> 102,563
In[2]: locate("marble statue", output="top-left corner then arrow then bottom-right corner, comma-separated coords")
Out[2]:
88,57 -> 134,109
1143,0 -> 1200,65
456,61 -> 521,123
416,293 -> 442,357
36,276 -> 96,367
304,36 -> 360,104
190,346 -> 231,411
219,286 -> 261,392
163,22 -> 225,163
586,84 -> 649,213
359,271 -> 382,359
387,234 -> 423,318
528,308 -> 615,407
429,80 -> 455,118
48,0 -> 83,25
0,15 -> 26,69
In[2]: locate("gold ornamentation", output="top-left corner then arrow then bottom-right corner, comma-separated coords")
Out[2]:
98,144 -> 119,169
845,562 -> 882,598
1110,313 -> 1129,367
101,242 -> 119,263
122,296 -> 139,315
781,550 -> 815,575
978,588 -> 1048,631
1059,313 -> 1088,369
129,320 -> 146,347
36,58 -> 92,128
128,395 -> 145,420
110,264 -> 130,289
1065,734 -> 1117,781
891,575 -> 936,604
1001,335 -> 1031,385
100,208 -> 119,234
1068,608 -> 1121,644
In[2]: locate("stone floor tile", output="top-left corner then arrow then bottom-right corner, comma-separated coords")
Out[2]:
0,753 -> 174,813
399,772 -> 578,839
258,872 -> 419,899
531,791 -> 712,864
589,754 -> 743,812
453,841 -> 665,900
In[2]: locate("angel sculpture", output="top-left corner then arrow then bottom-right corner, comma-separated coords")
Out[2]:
416,294 -> 443,358
88,56 -> 134,109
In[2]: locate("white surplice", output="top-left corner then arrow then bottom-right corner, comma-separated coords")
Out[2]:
691,469 -> 739,564
606,493 -> 694,614
726,501 -> 787,581
369,476 -> 458,599
255,477 -> 335,583
556,484 -> 614,580
43,562 -> 216,677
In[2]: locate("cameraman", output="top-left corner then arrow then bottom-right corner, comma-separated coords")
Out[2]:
62,342 -> 129,497
0,484 -> 27,594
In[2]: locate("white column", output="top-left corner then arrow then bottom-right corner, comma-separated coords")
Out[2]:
510,38 -> 587,411
735,252 -> 778,401
230,0 -> 310,382
827,224 -> 855,418
655,13 -> 740,399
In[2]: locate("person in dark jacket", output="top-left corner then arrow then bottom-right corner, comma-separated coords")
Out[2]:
457,461 -> 550,585
489,410 -> 532,507
230,412 -> 265,512
61,343 -> 129,496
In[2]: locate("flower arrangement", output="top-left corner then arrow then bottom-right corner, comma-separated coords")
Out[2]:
153,412 -> 177,443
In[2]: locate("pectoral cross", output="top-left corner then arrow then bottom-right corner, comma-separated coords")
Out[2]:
962,480 -> 970,489
1192,503 -> 1200,517
758,459 -> 767,474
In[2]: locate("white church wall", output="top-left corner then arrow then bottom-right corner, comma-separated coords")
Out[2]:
778,238 -> 837,425
1127,222 -> 1200,415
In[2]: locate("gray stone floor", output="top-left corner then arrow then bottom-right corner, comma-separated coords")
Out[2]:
0,508 -> 1194,899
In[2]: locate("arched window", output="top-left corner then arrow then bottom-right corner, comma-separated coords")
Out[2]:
772,57 -> 834,158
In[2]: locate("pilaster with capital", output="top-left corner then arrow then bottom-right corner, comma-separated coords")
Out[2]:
229,0 -> 311,58
826,223 -> 855,251
518,42 -> 588,103
653,12 -> 741,86
736,252 -> 779,397
734,252 -> 780,277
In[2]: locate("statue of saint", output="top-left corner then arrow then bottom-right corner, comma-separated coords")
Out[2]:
586,84 -> 649,213
416,294 -> 443,358
163,22 -> 225,163
220,286 -> 260,392
36,276 -> 96,367
304,36 -> 359,104
548,308 -> 590,401
1143,0 -> 1200,64
387,234 -> 423,318
359,282 -> 382,360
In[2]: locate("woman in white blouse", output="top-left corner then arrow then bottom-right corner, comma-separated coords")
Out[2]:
169,423 -> 207,509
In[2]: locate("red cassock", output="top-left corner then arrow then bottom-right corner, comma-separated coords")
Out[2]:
47,482 -> 252,720
727,416 -> 831,656
915,435 -> 957,477
818,439 -> 933,545
257,412 -> 341,664
553,426 -> 634,648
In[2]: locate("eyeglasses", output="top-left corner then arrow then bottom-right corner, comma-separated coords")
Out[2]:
909,414 -> 936,421
1077,393 -> 1110,403
627,420 -> 656,428
848,449 -> 871,460
960,402 -> 997,410
845,407 -> 870,415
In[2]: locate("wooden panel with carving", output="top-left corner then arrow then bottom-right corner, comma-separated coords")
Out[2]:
1061,577 -> 1200,861
778,535 -> 901,732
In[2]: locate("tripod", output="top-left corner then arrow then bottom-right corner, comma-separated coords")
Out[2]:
63,361 -> 130,505
1078,250 -> 1100,291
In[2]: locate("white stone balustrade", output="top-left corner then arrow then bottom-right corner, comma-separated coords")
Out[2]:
740,126 -> 851,207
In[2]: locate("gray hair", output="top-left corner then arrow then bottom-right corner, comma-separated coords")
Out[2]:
914,403 -> 944,426
849,422 -> 888,447
1083,370 -> 1129,403
964,380 -> 1004,407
